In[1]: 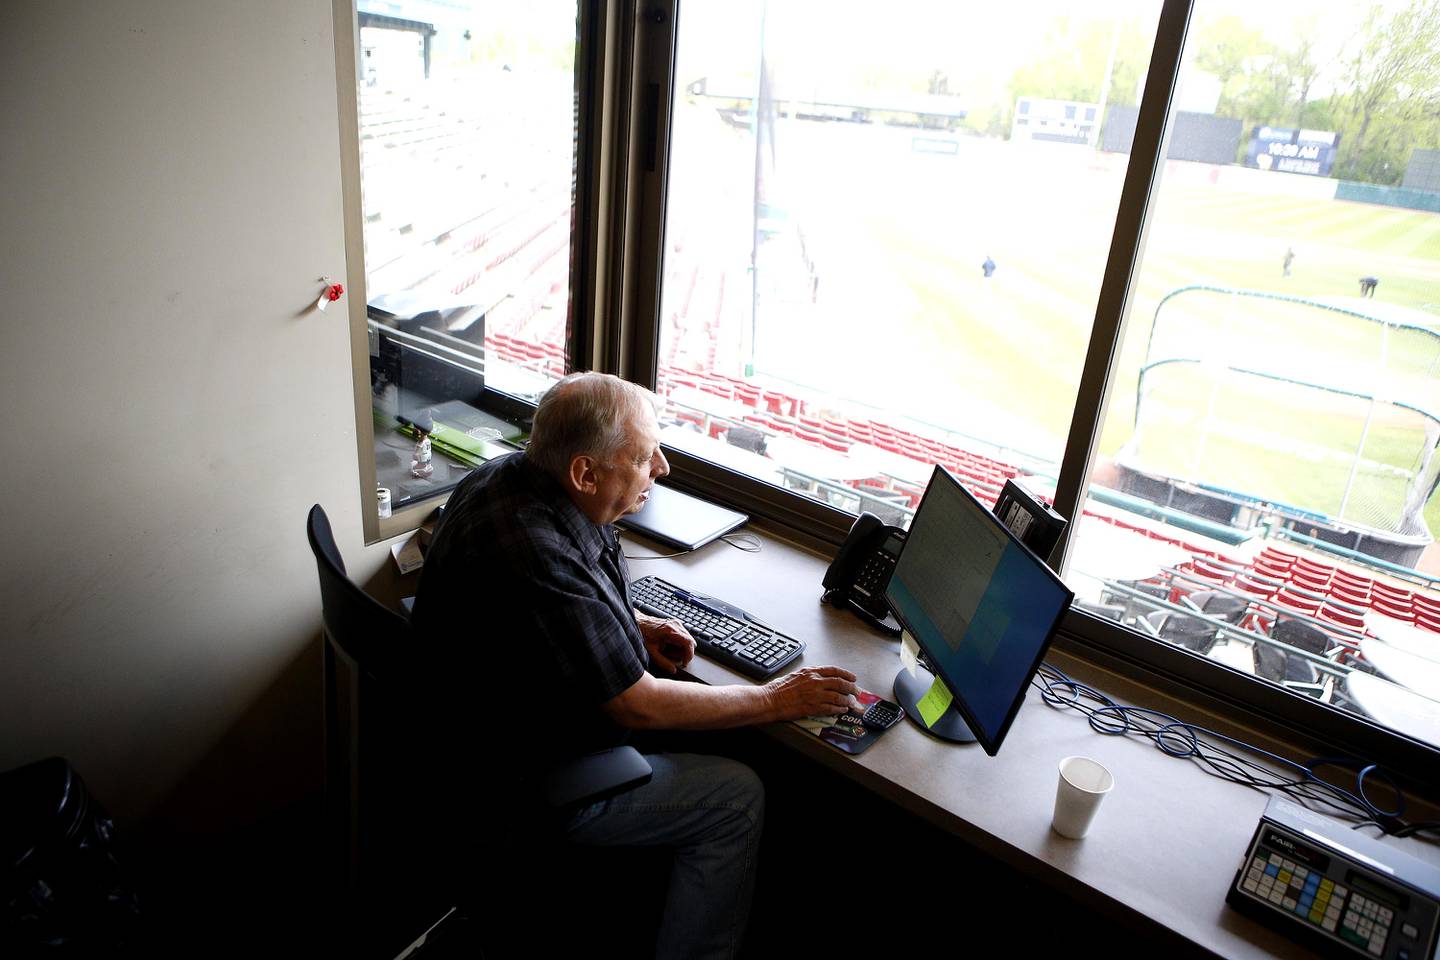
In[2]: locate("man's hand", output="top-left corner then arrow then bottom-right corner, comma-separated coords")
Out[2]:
762,666 -> 859,722
635,610 -> 696,674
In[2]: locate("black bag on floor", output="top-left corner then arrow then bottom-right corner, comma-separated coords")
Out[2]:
1,757 -> 140,953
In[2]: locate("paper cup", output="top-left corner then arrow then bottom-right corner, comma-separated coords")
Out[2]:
1051,756 -> 1113,839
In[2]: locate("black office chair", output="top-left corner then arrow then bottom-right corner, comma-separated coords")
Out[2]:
1271,617 -> 1330,659
725,423 -> 768,455
1186,590 -> 1249,625
307,504 -> 654,958
1252,631 -> 1321,689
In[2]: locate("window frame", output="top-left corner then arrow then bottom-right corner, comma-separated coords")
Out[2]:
333,0 -> 1440,785
335,0 -> 619,542
611,0 -> 1440,786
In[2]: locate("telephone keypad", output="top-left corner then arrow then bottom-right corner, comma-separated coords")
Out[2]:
854,553 -> 896,596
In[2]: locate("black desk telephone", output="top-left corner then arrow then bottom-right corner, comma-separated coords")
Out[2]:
822,512 -> 905,636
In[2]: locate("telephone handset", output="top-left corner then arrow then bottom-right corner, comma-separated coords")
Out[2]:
822,512 -> 906,637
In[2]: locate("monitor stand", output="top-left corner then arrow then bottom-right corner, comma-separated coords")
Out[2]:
892,666 -> 977,744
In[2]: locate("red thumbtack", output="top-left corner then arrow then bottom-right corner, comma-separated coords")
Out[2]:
315,278 -> 345,312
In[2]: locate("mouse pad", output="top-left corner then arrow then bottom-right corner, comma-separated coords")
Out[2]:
791,688 -> 902,756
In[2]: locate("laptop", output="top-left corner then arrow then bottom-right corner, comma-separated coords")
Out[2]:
618,483 -> 748,551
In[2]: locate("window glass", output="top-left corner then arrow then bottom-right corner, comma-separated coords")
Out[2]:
359,0 -> 575,513
658,1 -> 1161,529
1067,1 -> 1440,747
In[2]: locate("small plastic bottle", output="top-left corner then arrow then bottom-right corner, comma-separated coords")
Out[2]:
411,430 -> 433,479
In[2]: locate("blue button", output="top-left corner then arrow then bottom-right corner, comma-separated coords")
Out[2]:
1267,865 -> 1279,877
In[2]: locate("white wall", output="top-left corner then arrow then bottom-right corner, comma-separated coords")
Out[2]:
0,0 -> 386,836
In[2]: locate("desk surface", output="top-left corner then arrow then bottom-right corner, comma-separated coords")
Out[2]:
621,523 -> 1440,960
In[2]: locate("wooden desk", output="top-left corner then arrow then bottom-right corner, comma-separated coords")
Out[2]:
622,523 -> 1440,960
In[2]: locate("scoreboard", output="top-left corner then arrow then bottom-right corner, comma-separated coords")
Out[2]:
1246,125 -> 1341,177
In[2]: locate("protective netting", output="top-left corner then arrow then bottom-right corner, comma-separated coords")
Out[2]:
1121,286 -> 1440,536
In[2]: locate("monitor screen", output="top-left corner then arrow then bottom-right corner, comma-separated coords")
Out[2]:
884,466 -> 1073,755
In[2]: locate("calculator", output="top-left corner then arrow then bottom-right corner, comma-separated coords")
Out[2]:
838,699 -> 904,731
1227,797 -> 1440,959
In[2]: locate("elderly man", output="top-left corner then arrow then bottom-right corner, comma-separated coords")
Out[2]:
412,371 -> 858,958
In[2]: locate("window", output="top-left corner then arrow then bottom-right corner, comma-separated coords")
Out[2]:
634,0 -> 1440,765
654,2 -> 1161,525
335,0 -> 1440,769
344,0 -> 580,536
1066,0 -> 1440,752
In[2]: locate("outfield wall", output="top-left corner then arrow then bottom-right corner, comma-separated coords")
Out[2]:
1103,112 -> 1440,213
1157,158 -> 1340,200
1102,106 -> 1240,165
1336,181 -> 1440,214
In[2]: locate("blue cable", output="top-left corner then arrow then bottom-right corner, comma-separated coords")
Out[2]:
1032,661 -> 1431,842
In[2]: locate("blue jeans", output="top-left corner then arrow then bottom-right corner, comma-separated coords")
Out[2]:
565,752 -> 764,960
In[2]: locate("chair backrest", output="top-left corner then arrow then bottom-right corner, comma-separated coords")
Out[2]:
1190,589 -> 1249,625
308,505 -> 410,673
1251,641 -> 1288,681
308,504 -> 436,946
1271,617 -> 1330,657
1158,613 -> 1220,655
725,423 -> 767,455
1252,638 -> 1319,685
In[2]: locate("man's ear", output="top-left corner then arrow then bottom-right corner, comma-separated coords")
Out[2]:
568,454 -> 601,496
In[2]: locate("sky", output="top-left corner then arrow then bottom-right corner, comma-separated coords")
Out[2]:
676,0 -> 1405,97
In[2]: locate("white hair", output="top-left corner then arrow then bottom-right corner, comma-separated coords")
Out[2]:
527,372 -> 660,479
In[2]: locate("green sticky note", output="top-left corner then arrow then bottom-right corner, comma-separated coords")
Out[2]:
916,676 -> 953,728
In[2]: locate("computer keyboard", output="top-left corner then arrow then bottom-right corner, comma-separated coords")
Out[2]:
630,575 -> 805,680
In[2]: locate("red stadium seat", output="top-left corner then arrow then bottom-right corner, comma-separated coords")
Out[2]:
1291,572 -> 1332,593
1411,593 -> 1440,615
1371,597 -> 1413,621
1317,604 -> 1365,632
1275,588 -> 1321,615
1415,612 -> 1440,634
1252,560 -> 1292,581
1232,576 -> 1275,600
1260,547 -> 1298,567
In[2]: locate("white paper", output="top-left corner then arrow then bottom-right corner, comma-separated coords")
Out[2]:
390,531 -> 424,575
900,630 -> 921,678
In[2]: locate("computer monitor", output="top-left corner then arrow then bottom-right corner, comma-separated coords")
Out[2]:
884,466 -> 1073,755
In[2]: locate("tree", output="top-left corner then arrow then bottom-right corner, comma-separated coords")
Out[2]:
1283,18 -> 1324,131
1000,13 -> 1152,137
1332,1 -> 1440,184
1191,14 -> 1272,113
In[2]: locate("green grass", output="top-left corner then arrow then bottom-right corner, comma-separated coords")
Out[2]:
865,161 -> 1440,533
670,111 -> 1440,536
1129,366 -> 1432,527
